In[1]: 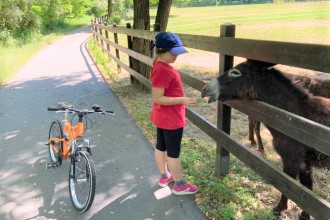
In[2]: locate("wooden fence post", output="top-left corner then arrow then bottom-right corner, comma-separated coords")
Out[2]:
113,24 -> 121,73
91,20 -> 95,40
98,22 -> 104,47
216,23 -> 235,176
126,23 -> 134,83
94,21 -> 99,43
104,22 -> 110,53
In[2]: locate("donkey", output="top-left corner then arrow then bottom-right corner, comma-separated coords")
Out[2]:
248,74 -> 327,153
201,59 -> 330,220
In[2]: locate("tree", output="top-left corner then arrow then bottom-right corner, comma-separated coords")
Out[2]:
130,0 -> 174,90
108,0 -> 112,17
154,0 -> 173,31
131,0 -> 151,90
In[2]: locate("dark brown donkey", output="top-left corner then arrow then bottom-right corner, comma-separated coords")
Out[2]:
248,74 -> 329,152
201,59 -> 330,220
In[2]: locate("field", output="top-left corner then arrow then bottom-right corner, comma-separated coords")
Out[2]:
165,2 -> 330,44
99,2 -> 330,220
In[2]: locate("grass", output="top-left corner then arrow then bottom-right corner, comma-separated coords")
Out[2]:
0,16 -> 92,85
88,2 -> 330,219
124,2 -> 330,44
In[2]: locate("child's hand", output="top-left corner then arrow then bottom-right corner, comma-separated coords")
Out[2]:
183,97 -> 197,106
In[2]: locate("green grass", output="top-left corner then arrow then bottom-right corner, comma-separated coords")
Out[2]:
123,2 -> 330,44
0,16 -> 92,85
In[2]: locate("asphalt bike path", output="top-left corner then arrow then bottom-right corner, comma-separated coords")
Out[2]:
0,26 -> 207,220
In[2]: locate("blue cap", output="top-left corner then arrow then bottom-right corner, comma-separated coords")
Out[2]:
152,32 -> 188,55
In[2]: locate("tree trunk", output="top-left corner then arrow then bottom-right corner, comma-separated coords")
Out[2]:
155,0 -> 173,31
131,0 -> 151,91
108,0 -> 113,17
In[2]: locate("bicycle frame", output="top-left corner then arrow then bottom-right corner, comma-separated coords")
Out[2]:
49,111 -> 84,159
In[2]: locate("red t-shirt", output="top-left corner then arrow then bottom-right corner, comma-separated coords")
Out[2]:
150,61 -> 186,130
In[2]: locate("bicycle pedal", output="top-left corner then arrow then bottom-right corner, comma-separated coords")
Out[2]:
44,142 -> 49,146
46,162 -> 57,169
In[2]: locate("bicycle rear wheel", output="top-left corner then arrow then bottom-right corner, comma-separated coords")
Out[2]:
69,150 -> 96,213
48,120 -> 63,165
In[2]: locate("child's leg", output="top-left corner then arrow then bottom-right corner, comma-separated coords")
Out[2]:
167,156 -> 183,181
154,148 -> 167,174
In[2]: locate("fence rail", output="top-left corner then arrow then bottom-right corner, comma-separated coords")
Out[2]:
90,20 -> 330,219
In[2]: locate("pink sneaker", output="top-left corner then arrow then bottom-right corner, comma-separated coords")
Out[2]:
158,173 -> 174,187
172,181 -> 199,195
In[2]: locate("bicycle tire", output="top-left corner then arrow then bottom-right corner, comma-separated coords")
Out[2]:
48,120 -> 63,165
69,150 -> 96,213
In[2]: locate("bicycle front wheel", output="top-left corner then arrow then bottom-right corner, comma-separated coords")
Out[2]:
48,120 -> 63,165
69,150 -> 96,213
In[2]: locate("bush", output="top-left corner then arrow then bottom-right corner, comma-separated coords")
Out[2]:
109,16 -> 122,25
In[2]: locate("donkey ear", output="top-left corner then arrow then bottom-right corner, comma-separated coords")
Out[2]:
246,59 -> 276,69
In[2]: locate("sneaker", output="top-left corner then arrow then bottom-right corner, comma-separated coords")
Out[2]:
158,173 -> 174,187
172,181 -> 199,195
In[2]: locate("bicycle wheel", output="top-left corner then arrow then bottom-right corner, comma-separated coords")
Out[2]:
69,150 -> 96,213
48,120 -> 63,165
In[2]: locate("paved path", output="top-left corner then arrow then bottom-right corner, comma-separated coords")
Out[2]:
0,26 -> 206,220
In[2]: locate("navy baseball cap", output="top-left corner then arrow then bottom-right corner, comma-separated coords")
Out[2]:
151,32 -> 188,55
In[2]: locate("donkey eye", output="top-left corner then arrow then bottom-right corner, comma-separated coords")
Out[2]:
228,69 -> 242,77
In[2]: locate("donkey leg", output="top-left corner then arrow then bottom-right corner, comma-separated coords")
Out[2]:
273,162 -> 299,217
254,121 -> 265,152
248,117 -> 257,145
298,162 -> 313,220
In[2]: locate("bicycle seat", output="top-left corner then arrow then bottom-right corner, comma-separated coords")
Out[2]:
57,102 -> 73,109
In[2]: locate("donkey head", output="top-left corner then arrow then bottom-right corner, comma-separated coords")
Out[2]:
201,60 -> 276,103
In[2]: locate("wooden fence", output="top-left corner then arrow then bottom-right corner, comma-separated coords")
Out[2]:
90,20 -> 330,219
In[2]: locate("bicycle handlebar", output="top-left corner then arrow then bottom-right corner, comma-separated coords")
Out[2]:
47,105 -> 114,115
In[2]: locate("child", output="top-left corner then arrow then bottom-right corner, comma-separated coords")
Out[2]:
150,32 -> 199,195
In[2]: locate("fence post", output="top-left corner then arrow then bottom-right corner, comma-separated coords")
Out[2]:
93,20 -> 99,43
98,22 -> 104,47
113,24 -> 121,73
91,20 -> 95,40
126,23 -> 134,83
104,22 -> 110,54
216,23 -> 235,176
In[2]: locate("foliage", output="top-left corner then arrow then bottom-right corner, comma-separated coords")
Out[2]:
0,0 -> 41,44
0,0 -> 105,44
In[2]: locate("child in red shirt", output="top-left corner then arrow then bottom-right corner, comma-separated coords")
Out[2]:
150,32 -> 199,195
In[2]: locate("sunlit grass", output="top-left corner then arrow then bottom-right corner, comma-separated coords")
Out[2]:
126,2 -> 330,44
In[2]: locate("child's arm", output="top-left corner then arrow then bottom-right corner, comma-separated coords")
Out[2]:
152,87 -> 196,106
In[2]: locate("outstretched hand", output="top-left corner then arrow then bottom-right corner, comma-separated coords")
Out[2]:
183,97 -> 197,106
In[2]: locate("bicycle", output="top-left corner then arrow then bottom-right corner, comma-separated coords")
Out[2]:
46,102 -> 114,213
